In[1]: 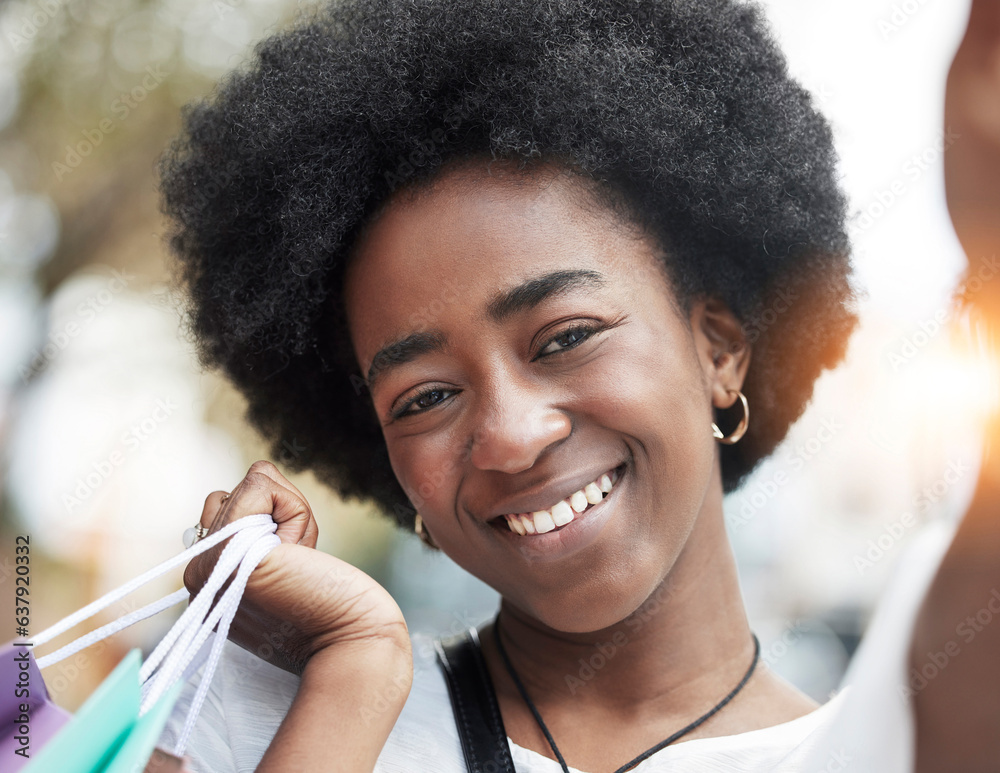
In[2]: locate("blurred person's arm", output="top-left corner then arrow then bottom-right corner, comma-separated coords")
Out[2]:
912,2 -> 1000,769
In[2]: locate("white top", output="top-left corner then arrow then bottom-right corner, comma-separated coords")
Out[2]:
158,522 -> 954,772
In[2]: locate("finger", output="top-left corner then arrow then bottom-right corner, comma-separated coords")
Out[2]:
241,460 -> 320,548
215,461 -> 316,547
200,490 -> 231,528
184,463 -> 317,594
184,490 -> 234,594
247,459 -> 310,506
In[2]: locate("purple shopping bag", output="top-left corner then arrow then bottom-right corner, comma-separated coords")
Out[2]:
1,641 -> 72,771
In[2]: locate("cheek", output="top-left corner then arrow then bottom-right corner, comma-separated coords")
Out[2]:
385,433 -> 465,514
594,319 -> 710,442
595,318 -> 715,526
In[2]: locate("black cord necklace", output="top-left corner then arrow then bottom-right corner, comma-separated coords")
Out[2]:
491,616 -> 761,773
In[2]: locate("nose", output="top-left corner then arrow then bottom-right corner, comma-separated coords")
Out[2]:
468,379 -> 572,474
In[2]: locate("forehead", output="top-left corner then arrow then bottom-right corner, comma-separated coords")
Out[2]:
348,160 -> 638,273
342,161 -> 666,369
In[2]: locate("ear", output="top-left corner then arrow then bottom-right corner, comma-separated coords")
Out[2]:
689,296 -> 751,411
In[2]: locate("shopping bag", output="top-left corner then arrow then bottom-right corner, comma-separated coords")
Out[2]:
0,513 -> 279,773
0,642 -> 72,763
23,651 -> 183,773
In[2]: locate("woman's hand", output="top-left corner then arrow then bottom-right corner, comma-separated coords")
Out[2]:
184,460 -> 409,675
184,460 -> 413,771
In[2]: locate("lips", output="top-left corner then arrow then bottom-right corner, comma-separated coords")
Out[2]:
487,462 -> 625,535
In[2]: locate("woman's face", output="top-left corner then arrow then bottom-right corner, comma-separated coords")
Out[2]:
344,160 -> 743,633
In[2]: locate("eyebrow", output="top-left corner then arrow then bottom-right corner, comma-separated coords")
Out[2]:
365,268 -> 605,392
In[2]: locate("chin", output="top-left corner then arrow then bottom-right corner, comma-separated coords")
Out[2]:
511,580 -> 664,636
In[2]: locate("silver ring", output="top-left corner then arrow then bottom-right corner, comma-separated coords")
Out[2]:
182,524 -> 210,549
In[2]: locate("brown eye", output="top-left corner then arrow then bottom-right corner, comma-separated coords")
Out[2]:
536,323 -> 604,358
394,387 -> 456,418
415,389 -> 448,409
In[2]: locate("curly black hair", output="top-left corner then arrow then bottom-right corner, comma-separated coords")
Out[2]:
158,0 -> 858,529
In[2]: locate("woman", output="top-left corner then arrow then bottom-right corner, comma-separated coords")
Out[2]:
157,0 -> 1000,770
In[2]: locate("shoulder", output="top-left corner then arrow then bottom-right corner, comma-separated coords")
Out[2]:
764,521 -> 956,773
815,521 -> 957,771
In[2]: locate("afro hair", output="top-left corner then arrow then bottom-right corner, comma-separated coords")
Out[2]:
158,0 -> 858,529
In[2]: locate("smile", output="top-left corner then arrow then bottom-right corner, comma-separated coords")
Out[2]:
498,464 -> 623,535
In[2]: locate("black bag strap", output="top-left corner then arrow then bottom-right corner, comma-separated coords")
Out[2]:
434,626 -> 517,773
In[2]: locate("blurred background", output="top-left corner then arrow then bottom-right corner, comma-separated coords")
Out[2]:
0,0 -> 989,710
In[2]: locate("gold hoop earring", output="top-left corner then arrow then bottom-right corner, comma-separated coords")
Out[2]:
711,389 -> 750,445
414,513 -> 441,550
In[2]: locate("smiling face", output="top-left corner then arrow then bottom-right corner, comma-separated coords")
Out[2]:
344,159 -> 746,633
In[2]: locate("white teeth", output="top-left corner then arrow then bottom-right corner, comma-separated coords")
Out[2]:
551,500 -> 575,526
501,466 -> 623,535
532,510 -> 556,533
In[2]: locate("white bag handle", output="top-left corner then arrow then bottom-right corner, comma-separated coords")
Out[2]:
31,513 -> 281,755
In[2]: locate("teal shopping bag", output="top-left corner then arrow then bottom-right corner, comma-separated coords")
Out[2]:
24,652 -> 182,773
